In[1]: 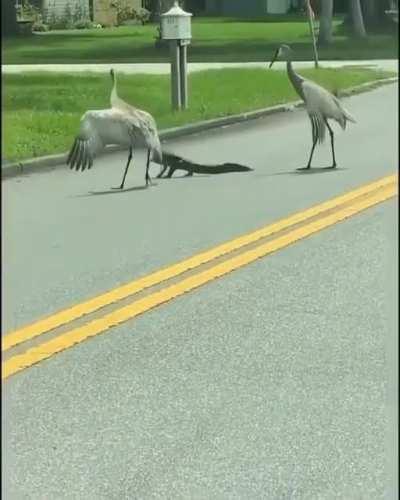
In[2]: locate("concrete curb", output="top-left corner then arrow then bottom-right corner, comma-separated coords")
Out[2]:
2,76 -> 397,180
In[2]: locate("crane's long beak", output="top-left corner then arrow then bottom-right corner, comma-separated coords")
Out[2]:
268,48 -> 279,69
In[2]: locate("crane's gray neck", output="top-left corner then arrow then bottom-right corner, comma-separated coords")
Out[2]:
111,72 -> 118,103
287,60 -> 305,100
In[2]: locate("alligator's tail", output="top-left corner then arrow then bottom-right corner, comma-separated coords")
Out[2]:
195,163 -> 253,174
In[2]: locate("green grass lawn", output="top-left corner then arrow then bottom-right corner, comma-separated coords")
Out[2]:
2,67 -> 394,162
3,17 -> 398,64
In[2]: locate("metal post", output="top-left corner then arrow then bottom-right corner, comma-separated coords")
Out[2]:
305,0 -> 319,69
170,40 -> 181,110
179,42 -> 188,109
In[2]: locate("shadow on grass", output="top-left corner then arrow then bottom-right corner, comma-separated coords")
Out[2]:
3,31 -> 397,64
200,15 -> 317,24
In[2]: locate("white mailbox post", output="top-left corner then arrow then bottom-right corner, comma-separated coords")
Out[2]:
161,2 -> 192,110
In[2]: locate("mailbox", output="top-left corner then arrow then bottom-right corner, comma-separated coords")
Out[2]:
161,2 -> 192,41
161,2 -> 192,111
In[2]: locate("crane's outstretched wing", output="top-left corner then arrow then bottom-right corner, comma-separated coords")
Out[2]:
67,112 -> 103,172
67,110 -> 118,172
67,108 -> 163,172
67,136 -> 94,171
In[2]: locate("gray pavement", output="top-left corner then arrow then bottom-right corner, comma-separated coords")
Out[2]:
3,200 -> 397,499
2,83 -> 398,499
2,83 -> 398,332
2,59 -> 399,74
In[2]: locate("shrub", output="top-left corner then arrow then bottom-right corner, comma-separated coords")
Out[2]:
32,22 -> 49,32
73,19 -> 94,29
111,0 -> 134,25
47,16 -> 74,30
136,7 -> 150,25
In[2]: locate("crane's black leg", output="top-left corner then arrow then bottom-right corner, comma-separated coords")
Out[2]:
297,118 -> 317,170
112,147 -> 133,190
145,149 -> 153,187
307,138 -> 318,168
325,119 -> 337,168
297,138 -> 317,170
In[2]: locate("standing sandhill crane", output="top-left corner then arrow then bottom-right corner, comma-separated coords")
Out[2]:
269,44 -> 356,170
67,69 -> 162,189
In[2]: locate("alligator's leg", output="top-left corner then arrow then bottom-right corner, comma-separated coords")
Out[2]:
157,162 -> 169,178
166,167 -> 175,178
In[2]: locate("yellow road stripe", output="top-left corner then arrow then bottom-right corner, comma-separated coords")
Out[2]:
2,182 -> 396,380
2,174 -> 396,352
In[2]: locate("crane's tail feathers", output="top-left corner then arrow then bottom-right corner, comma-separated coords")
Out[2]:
67,138 -> 93,172
152,147 -> 163,165
338,110 -> 356,131
344,110 -> 356,124
67,138 -> 79,168
333,96 -> 356,129
310,114 -> 326,144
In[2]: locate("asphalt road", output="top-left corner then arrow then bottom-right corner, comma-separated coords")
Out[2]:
2,83 -> 398,499
2,84 -> 398,332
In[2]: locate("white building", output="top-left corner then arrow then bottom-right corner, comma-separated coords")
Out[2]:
204,0 -> 300,16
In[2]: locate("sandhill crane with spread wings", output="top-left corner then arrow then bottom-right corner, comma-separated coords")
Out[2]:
67,69 -> 162,189
269,44 -> 356,170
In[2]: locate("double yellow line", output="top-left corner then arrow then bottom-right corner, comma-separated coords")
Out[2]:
2,174 -> 397,380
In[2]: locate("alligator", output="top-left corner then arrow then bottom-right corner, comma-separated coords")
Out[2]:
156,152 -> 254,178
